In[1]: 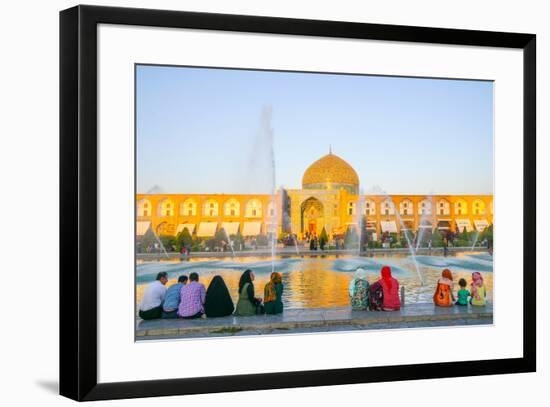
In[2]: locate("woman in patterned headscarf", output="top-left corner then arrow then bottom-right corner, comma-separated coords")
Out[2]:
264,272 -> 284,314
470,272 -> 487,306
349,268 -> 370,310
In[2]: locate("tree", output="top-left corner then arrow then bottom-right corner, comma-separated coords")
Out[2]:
389,232 -> 399,247
159,235 -> 176,252
138,228 -> 158,253
480,224 -> 493,248
319,227 -> 328,250
175,227 -> 192,251
455,227 -> 472,247
191,236 -> 202,252
431,228 -> 444,247
232,231 -> 245,251
214,228 -> 230,251
215,228 -> 227,243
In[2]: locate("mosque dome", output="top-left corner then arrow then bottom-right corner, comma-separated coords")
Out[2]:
302,151 -> 359,194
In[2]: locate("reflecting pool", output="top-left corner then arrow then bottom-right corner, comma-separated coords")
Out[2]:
136,252 -> 493,309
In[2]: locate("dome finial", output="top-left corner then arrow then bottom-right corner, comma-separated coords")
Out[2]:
329,144 -> 332,155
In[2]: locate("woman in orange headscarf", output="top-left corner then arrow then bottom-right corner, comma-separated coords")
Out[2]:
264,272 -> 284,314
433,269 -> 456,307
378,266 -> 401,311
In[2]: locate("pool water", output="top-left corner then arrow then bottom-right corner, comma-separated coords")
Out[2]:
136,252 -> 493,310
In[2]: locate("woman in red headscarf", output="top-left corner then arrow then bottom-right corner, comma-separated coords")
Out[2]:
433,269 -> 456,307
378,266 -> 401,311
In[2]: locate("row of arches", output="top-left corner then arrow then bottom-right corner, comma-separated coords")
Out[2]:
137,198 -> 276,218
346,198 -> 490,217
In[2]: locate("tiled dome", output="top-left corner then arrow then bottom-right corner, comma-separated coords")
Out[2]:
302,152 -> 359,192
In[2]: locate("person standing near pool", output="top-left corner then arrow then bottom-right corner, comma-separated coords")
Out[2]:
264,272 -> 284,314
178,272 -> 206,319
138,271 -> 168,320
162,275 -> 188,318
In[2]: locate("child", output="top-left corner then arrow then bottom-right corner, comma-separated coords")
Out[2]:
470,272 -> 487,306
433,268 -> 455,307
455,278 -> 470,306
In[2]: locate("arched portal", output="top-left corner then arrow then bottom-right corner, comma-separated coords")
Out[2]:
300,197 -> 324,236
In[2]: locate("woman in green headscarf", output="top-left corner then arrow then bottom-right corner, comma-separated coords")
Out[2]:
349,268 -> 370,310
264,272 -> 284,315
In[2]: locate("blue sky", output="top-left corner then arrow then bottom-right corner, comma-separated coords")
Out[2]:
136,65 -> 493,195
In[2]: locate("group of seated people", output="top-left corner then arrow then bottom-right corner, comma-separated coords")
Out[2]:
433,269 -> 487,307
348,266 -> 488,311
138,269 -> 284,320
139,265 -> 488,320
348,266 -> 401,311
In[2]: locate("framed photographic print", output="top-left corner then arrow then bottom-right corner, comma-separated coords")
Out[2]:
59,5 -> 536,401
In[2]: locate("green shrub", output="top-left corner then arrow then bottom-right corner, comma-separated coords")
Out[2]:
159,235 -> 176,252
175,227 -> 193,251
232,231 -> 245,251
431,228 -> 444,247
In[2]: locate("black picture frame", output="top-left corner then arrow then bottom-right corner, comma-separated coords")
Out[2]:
60,4 -> 536,401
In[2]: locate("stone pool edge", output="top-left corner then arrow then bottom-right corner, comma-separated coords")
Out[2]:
136,302 -> 493,340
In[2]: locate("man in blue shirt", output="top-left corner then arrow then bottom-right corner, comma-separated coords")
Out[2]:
162,275 -> 188,318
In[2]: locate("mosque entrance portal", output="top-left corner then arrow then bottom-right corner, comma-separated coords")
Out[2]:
301,197 -> 323,237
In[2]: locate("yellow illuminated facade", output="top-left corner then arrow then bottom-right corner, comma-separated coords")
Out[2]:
136,152 -> 493,239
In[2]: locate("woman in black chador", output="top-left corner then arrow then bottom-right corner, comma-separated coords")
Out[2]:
204,275 -> 234,318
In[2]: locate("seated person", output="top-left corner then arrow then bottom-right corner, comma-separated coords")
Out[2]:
177,272 -> 206,319
433,269 -> 455,307
162,275 -> 188,318
455,278 -> 470,306
234,269 -> 263,316
349,268 -> 370,310
378,266 -> 401,311
264,272 -> 284,315
138,272 -> 168,320
470,272 -> 487,306
204,275 -> 234,318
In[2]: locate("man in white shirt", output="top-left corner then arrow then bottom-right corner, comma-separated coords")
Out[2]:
138,272 -> 168,320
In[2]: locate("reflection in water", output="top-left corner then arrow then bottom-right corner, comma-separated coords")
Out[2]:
136,252 -> 493,310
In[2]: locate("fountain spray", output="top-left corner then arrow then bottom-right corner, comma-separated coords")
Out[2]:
223,228 -> 235,257
355,189 -> 366,256
470,229 -> 480,251
259,106 -> 277,274
376,186 -> 424,286
415,193 -> 434,252
152,230 -> 169,259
